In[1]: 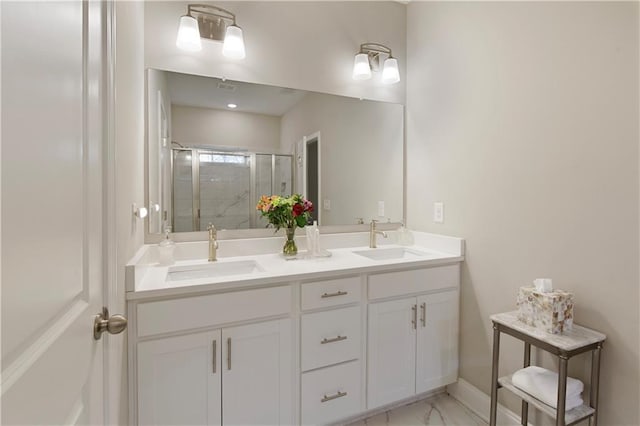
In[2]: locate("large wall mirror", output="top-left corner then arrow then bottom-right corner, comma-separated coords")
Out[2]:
147,69 -> 404,235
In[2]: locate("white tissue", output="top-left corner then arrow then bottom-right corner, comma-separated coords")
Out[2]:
533,278 -> 553,293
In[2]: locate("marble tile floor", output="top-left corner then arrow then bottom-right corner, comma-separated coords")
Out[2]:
346,393 -> 487,426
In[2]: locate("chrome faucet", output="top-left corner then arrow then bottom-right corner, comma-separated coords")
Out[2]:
207,223 -> 218,262
369,220 -> 388,248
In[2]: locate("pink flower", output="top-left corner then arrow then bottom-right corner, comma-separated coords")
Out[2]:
303,199 -> 313,212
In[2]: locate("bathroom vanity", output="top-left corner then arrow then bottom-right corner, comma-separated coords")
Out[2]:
126,231 -> 464,425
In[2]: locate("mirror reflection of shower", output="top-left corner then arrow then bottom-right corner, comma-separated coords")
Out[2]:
172,147 -> 293,232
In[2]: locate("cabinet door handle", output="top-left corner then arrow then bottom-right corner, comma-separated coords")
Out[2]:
321,335 -> 347,344
421,302 -> 426,327
212,340 -> 217,373
411,304 -> 417,329
227,337 -> 231,370
321,391 -> 347,403
321,291 -> 348,298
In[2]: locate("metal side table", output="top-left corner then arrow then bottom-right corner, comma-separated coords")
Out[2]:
489,311 -> 606,426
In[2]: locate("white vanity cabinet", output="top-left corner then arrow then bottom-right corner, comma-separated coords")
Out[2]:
367,266 -> 460,409
138,330 -> 222,425
128,246 -> 463,425
132,286 -> 293,425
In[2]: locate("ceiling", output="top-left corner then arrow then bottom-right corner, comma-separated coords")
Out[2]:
166,71 -> 308,117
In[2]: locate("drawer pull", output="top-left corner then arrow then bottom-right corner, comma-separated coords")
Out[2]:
227,337 -> 231,370
420,302 -> 426,327
321,335 -> 347,344
411,304 -> 417,329
321,391 -> 348,403
321,291 -> 348,298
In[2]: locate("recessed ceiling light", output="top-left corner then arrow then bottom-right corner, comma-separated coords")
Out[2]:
227,103 -> 237,109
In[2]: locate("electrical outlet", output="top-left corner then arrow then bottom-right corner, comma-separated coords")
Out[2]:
378,201 -> 385,217
433,202 -> 444,223
323,199 -> 331,211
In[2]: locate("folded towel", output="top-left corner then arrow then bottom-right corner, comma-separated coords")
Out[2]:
512,366 -> 584,410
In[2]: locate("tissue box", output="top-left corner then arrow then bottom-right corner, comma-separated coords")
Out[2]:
516,286 -> 574,334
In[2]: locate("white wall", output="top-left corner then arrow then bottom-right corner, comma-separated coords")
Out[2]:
172,105 -> 281,151
144,1 -> 406,104
114,2 -> 145,424
280,93 -> 403,225
406,2 -> 639,424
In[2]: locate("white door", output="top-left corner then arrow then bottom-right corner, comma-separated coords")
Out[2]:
1,1 -> 109,424
222,319 -> 293,425
416,291 -> 460,394
137,331 -> 223,425
367,298 -> 417,409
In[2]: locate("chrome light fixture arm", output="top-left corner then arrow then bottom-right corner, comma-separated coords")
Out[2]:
187,4 -> 237,26
358,43 -> 394,70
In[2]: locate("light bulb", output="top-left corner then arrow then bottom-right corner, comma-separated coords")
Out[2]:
176,15 -> 202,52
352,53 -> 372,80
381,57 -> 400,84
222,25 -> 246,59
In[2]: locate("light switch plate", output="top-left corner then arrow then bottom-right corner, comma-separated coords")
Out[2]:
323,199 -> 331,211
378,201 -> 385,217
433,202 -> 444,223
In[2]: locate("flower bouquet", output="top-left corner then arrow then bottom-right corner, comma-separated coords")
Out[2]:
256,194 -> 313,256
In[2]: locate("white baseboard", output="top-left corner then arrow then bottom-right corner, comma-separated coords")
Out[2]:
447,378 -> 533,426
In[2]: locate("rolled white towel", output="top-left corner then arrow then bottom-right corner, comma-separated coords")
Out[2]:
512,366 -> 584,410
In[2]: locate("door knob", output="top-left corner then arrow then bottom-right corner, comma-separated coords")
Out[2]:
93,307 -> 127,340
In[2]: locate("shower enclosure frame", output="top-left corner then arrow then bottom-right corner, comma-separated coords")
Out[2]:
171,147 -> 294,232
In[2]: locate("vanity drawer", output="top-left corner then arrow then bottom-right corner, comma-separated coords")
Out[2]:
301,276 -> 361,311
301,306 -> 361,371
137,285 -> 291,337
301,360 -> 362,425
368,264 -> 459,300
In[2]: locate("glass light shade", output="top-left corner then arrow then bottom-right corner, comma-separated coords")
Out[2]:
381,57 -> 400,84
176,15 -> 202,52
352,53 -> 372,80
222,25 -> 246,59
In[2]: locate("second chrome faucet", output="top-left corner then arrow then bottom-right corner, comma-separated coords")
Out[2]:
369,220 -> 388,248
208,222 -> 218,261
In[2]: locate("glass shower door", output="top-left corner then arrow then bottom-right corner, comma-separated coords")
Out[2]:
198,152 -> 251,230
254,154 -> 293,228
172,149 -> 194,232
274,155 -> 292,197
255,154 -> 273,228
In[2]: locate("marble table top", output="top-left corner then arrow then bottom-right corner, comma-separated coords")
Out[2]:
490,311 -> 606,352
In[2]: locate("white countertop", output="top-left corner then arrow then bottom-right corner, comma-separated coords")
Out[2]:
126,231 -> 464,301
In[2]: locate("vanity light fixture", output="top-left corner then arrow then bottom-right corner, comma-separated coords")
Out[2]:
227,103 -> 237,109
176,4 -> 246,59
352,43 -> 400,84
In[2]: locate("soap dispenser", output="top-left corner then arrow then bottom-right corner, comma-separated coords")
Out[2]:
158,227 -> 176,266
306,221 -> 318,255
396,223 -> 414,246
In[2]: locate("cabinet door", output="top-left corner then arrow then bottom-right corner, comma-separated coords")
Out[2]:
222,319 -> 293,425
138,330 -> 222,425
367,297 -> 417,408
416,290 -> 459,394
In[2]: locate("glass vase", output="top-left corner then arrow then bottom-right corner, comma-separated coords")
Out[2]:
283,227 -> 298,257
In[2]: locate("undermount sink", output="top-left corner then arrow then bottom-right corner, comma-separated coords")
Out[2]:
353,247 -> 431,261
166,260 -> 264,282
